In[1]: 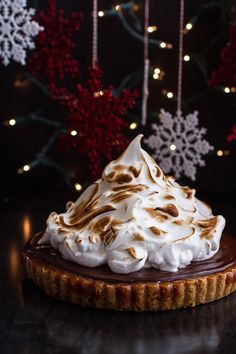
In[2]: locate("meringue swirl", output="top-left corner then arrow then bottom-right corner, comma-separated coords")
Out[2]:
40,135 -> 225,274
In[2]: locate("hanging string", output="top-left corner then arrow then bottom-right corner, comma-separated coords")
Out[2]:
177,0 -> 184,115
141,0 -> 150,126
92,0 -> 98,67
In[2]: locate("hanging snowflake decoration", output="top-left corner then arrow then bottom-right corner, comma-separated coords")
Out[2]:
144,109 -> 213,181
0,0 -> 43,66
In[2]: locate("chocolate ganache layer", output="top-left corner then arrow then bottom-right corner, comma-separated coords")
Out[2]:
24,232 -> 236,284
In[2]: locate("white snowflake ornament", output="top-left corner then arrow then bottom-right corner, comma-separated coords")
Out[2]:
0,0 -> 43,66
144,109 -> 213,181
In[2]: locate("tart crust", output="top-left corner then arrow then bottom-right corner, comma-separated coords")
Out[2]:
22,233 -> 236,311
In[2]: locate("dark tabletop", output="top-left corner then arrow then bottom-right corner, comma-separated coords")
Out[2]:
1,190 -> 236,354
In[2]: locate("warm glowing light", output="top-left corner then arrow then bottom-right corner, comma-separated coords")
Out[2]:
216,149 -> 230,157
9,242 -> 19,281
148,26 -> 157,33
224,149 -> 230,156
23,164 -> 30,172
23,215 -> 31,242
115,5 -> 121,11
185,23 -> 193,30
160,42 -> 167,48
14,79 -> 22,88
75,183 -> 82,191
153,68 -> 164,80
94,90 -> 104,97
14,78 -> 30,89
170,144 -> 176,151
71,130 -> 77,136
129,122 -> 137,130
98,11 -> 104,17
184,55 -> 190,62
9,119 -> 16,126
224,87 -> 230,93
230,87 -> 236,93
167,91 -> 173,98
133,4 -> 139,11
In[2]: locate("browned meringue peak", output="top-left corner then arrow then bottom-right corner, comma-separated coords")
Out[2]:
40,135 -> 225,274
102,134 -> 163,184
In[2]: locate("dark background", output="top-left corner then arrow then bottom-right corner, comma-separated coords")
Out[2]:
1,0 -> 236,202
2,3 -> 236,353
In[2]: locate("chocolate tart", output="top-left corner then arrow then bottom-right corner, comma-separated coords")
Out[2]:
22,232 -> 236,311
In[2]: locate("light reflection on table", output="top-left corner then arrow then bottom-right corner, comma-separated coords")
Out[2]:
22,214 -> 31,243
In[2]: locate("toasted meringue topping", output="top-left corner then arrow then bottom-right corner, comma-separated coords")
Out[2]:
40,135 -> 225,273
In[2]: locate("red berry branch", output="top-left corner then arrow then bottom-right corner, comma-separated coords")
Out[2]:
209,25 -> 236,141
29,0 -> 83,91
54,64 -> 138,177
209,25 -> 236,91
26,1 -> 137,181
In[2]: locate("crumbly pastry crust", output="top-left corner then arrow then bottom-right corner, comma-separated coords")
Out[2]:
22,233 -> 236,311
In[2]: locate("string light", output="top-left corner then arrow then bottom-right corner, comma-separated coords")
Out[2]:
167,91 -> 173,98
74,183 -> 82,191
23,164 -> 30,172
170,144 -> 176,151
223,87 -> 236,93
160,41 -> 167,48
224,150 -> 230,156
217,150 -> 223,156
161,89 -> 174,98
154,68 -> 160,74
153,68 -> 160,79
70,130 -> 77,136
9,119 -> 16,126
216,149 -> 230,157
148,26 -> 157,33
18,164 -> 31,174
98,11 -> 104,17
185,23 -> 193,31
94,90 -> 104,97
159,42 -> 173,49
153,67 -> 165,80
133,4 -> 139,11
14,80 -> 22,88
129,122 -> 137,130
4,118 -> 16,126
115,5 -> 121,11
183,54 -> 190,61
153,72 -> 165,80
14,78 -> 30,89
